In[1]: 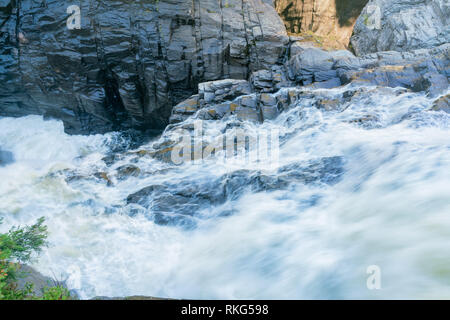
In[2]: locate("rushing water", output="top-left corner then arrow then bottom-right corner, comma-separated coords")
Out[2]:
0,85 -> 449,299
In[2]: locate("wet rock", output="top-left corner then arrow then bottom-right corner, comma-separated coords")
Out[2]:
250,66 -> 292,93
169,95 -> 199,124
221,157 -> 345,198
431,94 -> 450,113
277,156 -> 345,185
351,0 -> 450,56
94,172 -> 113,187
126,185 -> 167,206
259,93 -> 280,120
199,79 -> 252,105
0,148 -> 14,166
287,45 -> 356,87
284,41 -> 448,96
336,45 -> 449,97
124,156 -> 344,226
234,96 -> 261,122
102,154 -> 126,167
308,78 -> 342,89
194,91 -> 262,123
116,165 -> 141,180
287,47 -> 336,84
314,98 -> 342,111
126,180 -> 225,227
347,114 -> 381,128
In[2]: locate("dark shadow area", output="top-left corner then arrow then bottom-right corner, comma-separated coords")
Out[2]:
335,0 -> 369,26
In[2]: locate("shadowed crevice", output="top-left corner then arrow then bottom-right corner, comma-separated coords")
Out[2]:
335,0 -> 368,27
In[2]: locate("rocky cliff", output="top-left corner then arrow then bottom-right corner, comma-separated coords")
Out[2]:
0,0 -> 448,135
274,0 -> 368,49
351,0 -> 450,55
0,0 -> 288,134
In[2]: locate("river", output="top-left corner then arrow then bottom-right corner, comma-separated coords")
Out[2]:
1,84 -> 449,299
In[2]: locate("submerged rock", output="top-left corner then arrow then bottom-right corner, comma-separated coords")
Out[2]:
431,94 -> 450,113
0,148 -> 14,166
125,156 -> 344,227
115,165 -> 141,180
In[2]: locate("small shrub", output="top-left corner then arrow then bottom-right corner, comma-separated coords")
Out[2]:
0,217 -> 71,300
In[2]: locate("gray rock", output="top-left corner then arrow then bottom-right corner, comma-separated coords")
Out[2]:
0,0 -> 288,134
351,0 -> 450,56
250,66 -> 292,93
169,95 -> 200,124
431,94 -> 450,113
125,156 -> 344,226
199,79 -> 252,104
0,148 -> 14,166
15,264 -> 76,298
285,42 -> 449,97
115,165 -> 141,180
287,47 -> 335,84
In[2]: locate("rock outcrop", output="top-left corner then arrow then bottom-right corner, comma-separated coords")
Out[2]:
274,0 -> 368,49
1,0 -> 448,135
124,156 -> 344,226
15,264 -> 76,298
0,0 -> 288,134
431,94 -> 450,113
169,43 -> 449,125
351,0 -> 450,55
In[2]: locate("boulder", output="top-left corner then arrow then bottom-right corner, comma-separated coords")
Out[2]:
431,94 -> 450,113
287,46 -> 355,85
250,65 -> 292,93
351,0 -> 450,56
124,156 -> 344,226
199,79 -> 252,105
15,264 -> 76,299
169,95 -> 200,124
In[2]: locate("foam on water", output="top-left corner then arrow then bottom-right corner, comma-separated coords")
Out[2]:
1,86 -> 449,299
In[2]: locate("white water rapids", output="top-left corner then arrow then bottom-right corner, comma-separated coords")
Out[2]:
0,85 -> 449,299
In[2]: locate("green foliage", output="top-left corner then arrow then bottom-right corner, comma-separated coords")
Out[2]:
0,218 -> 71,300
40,285 -> 72,300
0,217 -> 48,263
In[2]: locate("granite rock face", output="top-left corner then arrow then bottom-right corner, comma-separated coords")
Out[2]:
431,94 -> 450,113
351,0 -> 450,56
287,43 -> 449,97
169,43 -> 449,126
0,0 -> 288,134
274,0 -> 368,48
